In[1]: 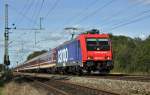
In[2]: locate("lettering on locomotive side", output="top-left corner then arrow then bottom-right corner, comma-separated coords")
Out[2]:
58,48 -> 68,63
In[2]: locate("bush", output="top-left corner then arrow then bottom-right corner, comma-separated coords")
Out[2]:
111,35 -> 150,74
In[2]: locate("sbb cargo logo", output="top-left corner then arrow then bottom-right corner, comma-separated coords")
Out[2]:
58,48 -> 68,63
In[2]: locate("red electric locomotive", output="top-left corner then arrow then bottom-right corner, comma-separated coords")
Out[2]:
76,29 -> 113,73
15,29 -> 113,74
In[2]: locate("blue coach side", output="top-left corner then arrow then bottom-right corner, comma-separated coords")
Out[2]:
56,40 -> 82,67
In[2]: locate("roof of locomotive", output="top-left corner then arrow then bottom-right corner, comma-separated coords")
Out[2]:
56,33 -> 110,49
79,33 -> 110,38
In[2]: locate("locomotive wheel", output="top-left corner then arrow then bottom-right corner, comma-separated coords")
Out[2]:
76,70 -> 83,76
76,68 -> 83,76
99,69 -> 110,74
87,68 -> 91,74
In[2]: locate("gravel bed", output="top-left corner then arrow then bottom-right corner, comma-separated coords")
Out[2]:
42,74 -> 150,95
67,77 -> 150,95
15,73 -> 150,95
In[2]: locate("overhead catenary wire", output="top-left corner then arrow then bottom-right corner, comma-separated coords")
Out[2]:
10,5 -> 39,27
43,0 -> 99,41
74,0 -> 115,25
105,8 -> 150,30
63,0 -> 99,26
32,0 -> 61,43
44,0 -> 60,19
14,0 -> 35,26
9,0 -> 40,53
9,1 -> 45,54
30,0 -> 40,26
13,0 -> 30,25
33,0 -> 45,26
107,14 -> 150,31
100,1 -> 143,27
10,0 -> 44,46
49,0 -> 116,41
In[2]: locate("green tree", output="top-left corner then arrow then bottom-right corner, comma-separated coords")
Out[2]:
26,50 -> 47,60
110,34 -> 150,74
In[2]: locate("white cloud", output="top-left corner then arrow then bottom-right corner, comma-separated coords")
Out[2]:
132,0 -> 150,5
139,33 -> 147,40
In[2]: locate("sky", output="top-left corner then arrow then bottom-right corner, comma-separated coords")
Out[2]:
0,0 -> 150,67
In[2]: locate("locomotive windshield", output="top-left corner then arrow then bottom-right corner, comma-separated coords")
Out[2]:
86,38 -> 110,51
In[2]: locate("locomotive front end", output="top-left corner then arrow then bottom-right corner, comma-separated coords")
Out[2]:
86,37 -> 113,73
80,31 -> 113,73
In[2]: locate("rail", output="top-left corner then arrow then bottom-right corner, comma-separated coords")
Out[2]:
29,77 -> 118,95
13,72 -> 150,82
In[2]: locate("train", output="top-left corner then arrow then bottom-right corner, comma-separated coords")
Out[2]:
15,29 -> 113,74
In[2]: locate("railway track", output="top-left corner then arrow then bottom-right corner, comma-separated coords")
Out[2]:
29,77 -> 119,95
14,72 -> 150,82
13,73 -> 150,95
33,80 -> 69,95
83,73 -> 150,82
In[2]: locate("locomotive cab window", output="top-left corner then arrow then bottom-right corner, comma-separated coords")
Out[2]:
86,38 -> 110,51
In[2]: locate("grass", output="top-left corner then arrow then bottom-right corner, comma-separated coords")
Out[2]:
0,81 -> 4,95
0,88 -> 3,95
0,79 -> 5,95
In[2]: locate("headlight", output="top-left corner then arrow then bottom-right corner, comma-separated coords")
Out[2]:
105,56 -> 110,60
88,56 -> 93,60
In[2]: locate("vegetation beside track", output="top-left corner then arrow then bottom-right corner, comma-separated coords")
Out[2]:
0,88 -> 3,95
111,34 -> 150,74
0,79 -> 4,95
0,77 -> 47,95
0,69 -> 14,95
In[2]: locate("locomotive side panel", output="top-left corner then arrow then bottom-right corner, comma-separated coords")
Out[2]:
56,40 -> 82,67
